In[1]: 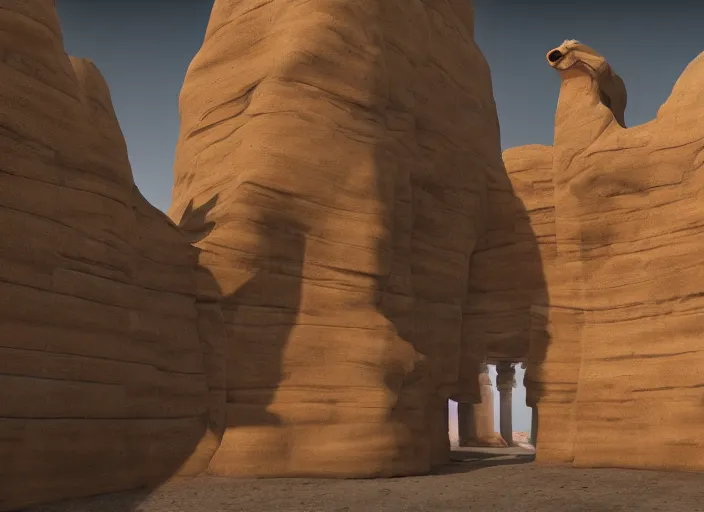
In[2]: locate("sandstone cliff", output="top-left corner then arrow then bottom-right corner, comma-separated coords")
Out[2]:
521,41 -> 704,471
169,0 -> 506,477
464,145 -> 552,367
0,2 -> 221,509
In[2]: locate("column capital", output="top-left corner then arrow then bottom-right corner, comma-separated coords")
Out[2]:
496,361 -> 516,391
478,360 -> 489,374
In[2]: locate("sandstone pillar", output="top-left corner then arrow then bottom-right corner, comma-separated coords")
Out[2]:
458,362 -> 506,446
457,402 -> 476,445
530,406 -> 538,448
496,362 -> 516,447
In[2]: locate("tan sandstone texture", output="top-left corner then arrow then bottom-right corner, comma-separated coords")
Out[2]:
169,0 -> 506,477
464,144 -> 552,365
520,40 -> 704,471
0,2 -> 223,510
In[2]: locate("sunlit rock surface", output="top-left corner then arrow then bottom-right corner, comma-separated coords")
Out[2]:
169,0 -> 507,477
521,40 -> 704,471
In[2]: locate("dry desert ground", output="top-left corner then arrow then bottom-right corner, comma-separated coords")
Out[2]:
23,447 -> 704,512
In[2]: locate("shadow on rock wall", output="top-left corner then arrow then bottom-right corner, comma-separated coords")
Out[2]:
164,0 -> 491,480
462,145 -> 552,447
1,2 -> 553,511
532,40 -> 704,470
0,2 -> 225,509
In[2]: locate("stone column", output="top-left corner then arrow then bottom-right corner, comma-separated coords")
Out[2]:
457,402 -> 477,446
530,406 -> 538,448
458,362 -> 507,447
430,394 -> 451,466
474,361 -> 496,442
496,361 -> 516,447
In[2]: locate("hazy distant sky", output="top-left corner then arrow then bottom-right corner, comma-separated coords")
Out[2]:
55,0 -> 704,435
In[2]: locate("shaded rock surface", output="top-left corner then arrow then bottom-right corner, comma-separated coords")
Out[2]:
464,147 -> 550,363
518,41 -> 704,471
169,0 -> 507,477
0,1 -> 221,510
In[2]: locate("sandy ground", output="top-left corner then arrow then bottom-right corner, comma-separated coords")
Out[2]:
24,448 -> 704,512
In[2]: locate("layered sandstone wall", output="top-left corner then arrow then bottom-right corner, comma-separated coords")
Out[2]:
0,2 -> 220,510
518,42 -> 704,471
0,0 -> 542,507
497,145 -> 580,461
170,0 -> 505,476
463,145 -> 551,369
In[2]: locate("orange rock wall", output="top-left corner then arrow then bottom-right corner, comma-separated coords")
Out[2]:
169,0 -> 504,477
515,49 -> 704,471
464,146 -> 553,365
0,2 -> 220,510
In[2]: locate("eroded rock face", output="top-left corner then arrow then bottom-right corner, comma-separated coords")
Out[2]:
546,39 -> 626,127
521,42 -> 704,471
0,2 -> 220,509
170,0 -> 504,476
463,145 -> 551,366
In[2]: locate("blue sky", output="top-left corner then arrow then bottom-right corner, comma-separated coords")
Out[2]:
56,0 -> 704,435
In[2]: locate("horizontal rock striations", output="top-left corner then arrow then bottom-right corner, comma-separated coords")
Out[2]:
464,145 -> 553,366
169,0 -> 508,477
0,1 -> 223,509
519,40 -> 704,471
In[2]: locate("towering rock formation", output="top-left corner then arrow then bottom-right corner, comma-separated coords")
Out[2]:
0,2 -> 221,510
519,40 -> 704,471
5,0 -> 701,509
170,0 -> 506,476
